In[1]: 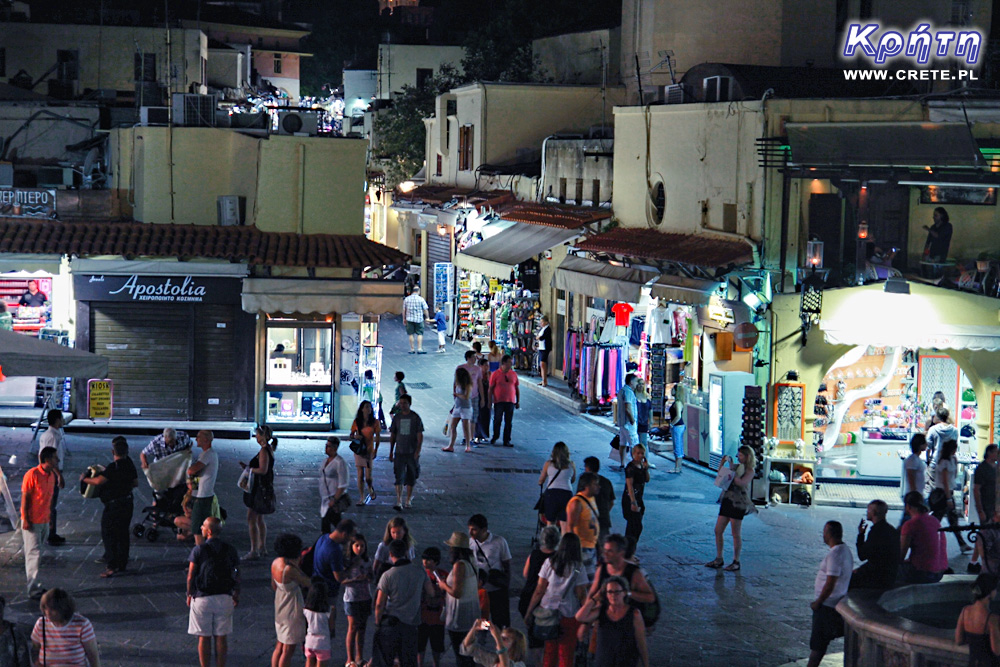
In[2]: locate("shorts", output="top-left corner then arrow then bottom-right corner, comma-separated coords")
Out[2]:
345,599 -> 372,620
581,547 -> 597,577
418,623 -> 445,653
394,455 -> 419,487
719,496 -> 746,520
304,647 -> 332,661
406,320 -> 424,336
538,349 -> 550,366
542,488 -> 572,523
188,594 -> 234,636
618,425 -> 637,449
438,331 -> 446,346
809,605 -> 845,652
190,496 -> 214,536
453,406 -> 473,421
354,453 -> 371,470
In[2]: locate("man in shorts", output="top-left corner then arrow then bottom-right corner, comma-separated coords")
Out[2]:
403,287 -> 430,354
187,517 -> 239,667
389,394 -> 423,511
187,431 -> 219,547
807,521 -> 853,667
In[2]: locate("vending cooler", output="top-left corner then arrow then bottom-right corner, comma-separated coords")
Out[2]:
707,371 -> 755,468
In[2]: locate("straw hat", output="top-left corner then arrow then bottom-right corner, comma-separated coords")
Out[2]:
443,531 -> 470,549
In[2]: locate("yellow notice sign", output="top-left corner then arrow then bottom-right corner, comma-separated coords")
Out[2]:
489,279 -> 500,294
88,379 -> 113,420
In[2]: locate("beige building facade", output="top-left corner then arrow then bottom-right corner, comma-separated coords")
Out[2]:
110,127 -> 367,236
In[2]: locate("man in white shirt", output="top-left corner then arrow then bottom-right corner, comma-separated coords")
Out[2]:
187,431 -> 219,547
39,409 -> 66,546
900,434 -> 928,526
468,513 -> 513,628
807,521 -> 853,667
458,351 -> 483,445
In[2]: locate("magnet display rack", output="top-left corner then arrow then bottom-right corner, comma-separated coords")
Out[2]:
508,295 -> 539,372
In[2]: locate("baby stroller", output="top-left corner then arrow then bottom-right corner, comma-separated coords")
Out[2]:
133,449 -> 192,543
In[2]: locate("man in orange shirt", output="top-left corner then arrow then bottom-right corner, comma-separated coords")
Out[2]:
21,447 -> 58,599
565,473 -> 601,577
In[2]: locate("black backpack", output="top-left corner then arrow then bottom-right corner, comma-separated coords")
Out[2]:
196,541 -> 237,596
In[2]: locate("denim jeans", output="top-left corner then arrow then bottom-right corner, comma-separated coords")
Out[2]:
492,402 -> 514,444
671,425 -> 686,458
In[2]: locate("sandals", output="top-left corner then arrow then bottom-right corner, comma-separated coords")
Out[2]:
723,561 -> 741,572
704,558 -> 724,569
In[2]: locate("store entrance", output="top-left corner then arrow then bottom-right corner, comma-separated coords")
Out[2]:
816,346 -> 977,479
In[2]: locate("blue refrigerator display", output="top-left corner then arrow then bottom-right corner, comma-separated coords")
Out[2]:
707,371 -> 755,468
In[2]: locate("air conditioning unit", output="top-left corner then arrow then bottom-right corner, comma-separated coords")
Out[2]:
37,166 -> 73,188
277,110 -> 319,136
640,85 -> 665,105
217,195 -> 246,226
140,106 -> 170,126
664,83 -> 692,105
703,76 -> 734,103
172,93 -> 217,127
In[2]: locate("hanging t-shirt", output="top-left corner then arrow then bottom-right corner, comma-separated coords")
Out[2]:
611,303 -> 634,326
518,258 -> 541,292
646,304 -> 672,345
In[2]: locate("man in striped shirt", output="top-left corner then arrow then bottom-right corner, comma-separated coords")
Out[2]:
403,287 -> 430,355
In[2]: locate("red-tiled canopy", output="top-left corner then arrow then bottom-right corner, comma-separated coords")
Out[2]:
576,228 -> 754,269
0,219 -> 408,268
496,202 -> 610,229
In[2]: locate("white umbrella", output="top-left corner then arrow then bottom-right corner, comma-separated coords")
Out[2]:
0,328 -> 108,379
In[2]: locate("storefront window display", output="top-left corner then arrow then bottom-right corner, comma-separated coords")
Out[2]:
264,320 -> 334,425
817,346 -> 978,479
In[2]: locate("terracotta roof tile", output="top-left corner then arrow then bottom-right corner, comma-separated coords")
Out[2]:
496,202 -> 611,229
576,228 -> 754,269
0,219 -> 409,268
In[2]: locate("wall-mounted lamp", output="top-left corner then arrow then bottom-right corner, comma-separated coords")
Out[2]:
806,240 -> 824,269
436,224 -> 448,236
857,221 -> 869,239
399,180 -> 416,193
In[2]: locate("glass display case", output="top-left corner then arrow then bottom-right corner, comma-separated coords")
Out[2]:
264,319 -> 335,426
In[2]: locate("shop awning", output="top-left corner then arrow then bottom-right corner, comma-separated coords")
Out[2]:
575,228 -> 754,269
551,255 -> 657,303
453,222 -> 581,279
0,328 -> 109,378
241,278 -> 406,316
786,122 -> 986,168
650,274 -> 723,305
820,320 -> 1000,351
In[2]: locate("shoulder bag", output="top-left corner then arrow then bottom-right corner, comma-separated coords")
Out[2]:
474,539 -> 510,589
533,466 -> 563,511
349,438 -> 367,456
530,566 -> 579,642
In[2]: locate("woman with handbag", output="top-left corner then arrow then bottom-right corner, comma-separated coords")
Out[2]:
241,424 -> 277,560
350,400 -> 381,505
318,436 -> 350,533
523,533 -> 589,667
706,445 -> 757,572
438,532 -> 480,667
538,442 -> 576,526
519,525 -> 561,665
932,439 -> 972,553
574,576 -> 649,667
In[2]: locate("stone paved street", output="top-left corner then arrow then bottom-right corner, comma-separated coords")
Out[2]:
0,317 -> 975,665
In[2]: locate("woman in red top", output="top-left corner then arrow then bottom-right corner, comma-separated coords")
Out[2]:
350,401 -> 381,505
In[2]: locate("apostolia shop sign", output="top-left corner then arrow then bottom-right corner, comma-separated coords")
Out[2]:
73,275 -> 241,304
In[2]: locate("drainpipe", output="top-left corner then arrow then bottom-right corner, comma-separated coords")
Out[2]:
778,170 -> 791,292
298,143 -> 306,234
537,134 -> 558,202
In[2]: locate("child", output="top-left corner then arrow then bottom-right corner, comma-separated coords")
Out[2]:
434,307 -> 447,353
173,482 -> 194,541
304,579 -> 332,667
418,547 -> 449,667
343,533 -> 373,667
390,371 -> 407,416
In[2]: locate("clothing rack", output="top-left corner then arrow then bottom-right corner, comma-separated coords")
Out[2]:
576,341 -> 627,405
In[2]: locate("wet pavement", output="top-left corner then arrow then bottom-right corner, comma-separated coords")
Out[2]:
0,317 -> 974,666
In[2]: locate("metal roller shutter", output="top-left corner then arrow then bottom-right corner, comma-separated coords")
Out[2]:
192,305 -> 236,420
92,303 -> 192,420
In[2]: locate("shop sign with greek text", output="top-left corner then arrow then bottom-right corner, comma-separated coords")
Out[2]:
73,275 -> 241,304
0,188 -> 56,218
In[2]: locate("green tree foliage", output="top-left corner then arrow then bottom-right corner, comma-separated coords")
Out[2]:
372,65 -> 467,187
460,0 -> 546,83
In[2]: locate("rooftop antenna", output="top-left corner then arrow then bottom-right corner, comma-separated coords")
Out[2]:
650,50 -> 676,85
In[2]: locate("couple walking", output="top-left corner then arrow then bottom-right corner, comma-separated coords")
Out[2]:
446,353 -> 520,452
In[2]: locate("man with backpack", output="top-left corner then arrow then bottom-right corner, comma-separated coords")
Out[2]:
186,517 -> 240,667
